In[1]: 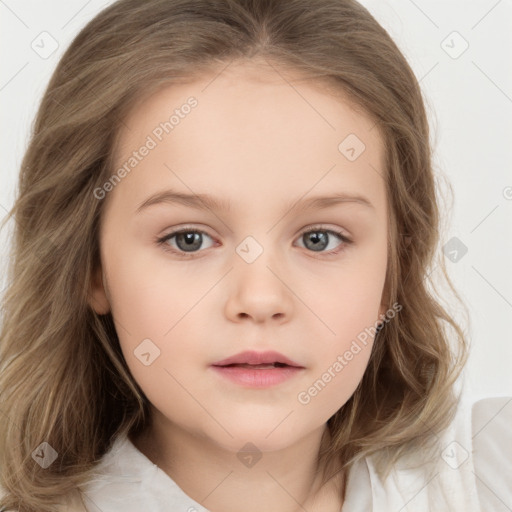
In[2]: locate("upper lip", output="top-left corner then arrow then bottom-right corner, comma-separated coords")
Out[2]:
212,350 -> 304,368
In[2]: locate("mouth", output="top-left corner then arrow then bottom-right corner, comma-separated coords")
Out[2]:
210,351 -> 305,388
211,350 -> 304,368
217,362 -> 292,369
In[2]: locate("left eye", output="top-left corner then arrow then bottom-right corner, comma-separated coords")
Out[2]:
156,226 -> 352,257
295,228 -> 351,253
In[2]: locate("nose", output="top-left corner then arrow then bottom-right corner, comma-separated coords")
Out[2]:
224,252 -> 293,325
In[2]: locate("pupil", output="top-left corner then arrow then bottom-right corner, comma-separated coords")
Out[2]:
177,232 -> 201,252
306,231 -> 327,251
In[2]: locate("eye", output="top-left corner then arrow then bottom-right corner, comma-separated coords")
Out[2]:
156,227 -> 216,258
295,225 -> 352,255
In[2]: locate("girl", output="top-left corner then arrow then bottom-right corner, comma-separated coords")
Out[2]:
0,0 -> 510,511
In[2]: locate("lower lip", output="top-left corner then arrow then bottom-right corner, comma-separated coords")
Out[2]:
210,365 -> 304,388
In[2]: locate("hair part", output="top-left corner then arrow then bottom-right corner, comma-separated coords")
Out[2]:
0,0 -> 468,509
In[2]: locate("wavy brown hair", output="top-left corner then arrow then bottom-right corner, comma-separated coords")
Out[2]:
0,0 -> 469,510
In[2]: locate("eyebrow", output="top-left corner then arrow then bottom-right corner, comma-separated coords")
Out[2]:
135,188 -> 375,215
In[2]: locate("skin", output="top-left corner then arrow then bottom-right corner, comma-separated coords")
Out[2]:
89,58 -> 389,512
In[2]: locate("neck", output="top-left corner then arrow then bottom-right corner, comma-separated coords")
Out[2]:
130,410 -> 345,512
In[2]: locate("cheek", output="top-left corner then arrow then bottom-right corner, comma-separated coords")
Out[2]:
296,250 -> 385,412
101,241 -> 210,390
297,328 -> 374,418
305,251 -> 387,341
103,239 -> 208,339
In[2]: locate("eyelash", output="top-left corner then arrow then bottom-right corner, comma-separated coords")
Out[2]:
156,224 -> 353,259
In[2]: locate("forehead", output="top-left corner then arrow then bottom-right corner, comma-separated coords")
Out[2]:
108,59 -> 387,217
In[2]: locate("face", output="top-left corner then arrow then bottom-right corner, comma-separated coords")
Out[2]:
89,59 -> 389,454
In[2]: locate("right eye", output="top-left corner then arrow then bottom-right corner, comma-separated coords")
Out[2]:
156,227 -> 216,258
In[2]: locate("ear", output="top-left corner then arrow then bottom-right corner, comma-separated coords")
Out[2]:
88,264 -> 111,315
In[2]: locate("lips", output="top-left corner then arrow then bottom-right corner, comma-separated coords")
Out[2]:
212,350 -> 303,368
210,350 -> 305,388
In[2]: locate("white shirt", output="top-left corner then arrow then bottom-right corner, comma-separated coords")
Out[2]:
71,393 -> 512,512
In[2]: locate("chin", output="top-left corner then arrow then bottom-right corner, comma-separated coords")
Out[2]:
206,418 -> 312,454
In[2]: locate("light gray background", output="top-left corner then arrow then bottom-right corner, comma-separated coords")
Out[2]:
1,0 -> 511,400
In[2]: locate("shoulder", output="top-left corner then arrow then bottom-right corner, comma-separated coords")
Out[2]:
362,392 -> 512,511
471,395 -> 512,511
